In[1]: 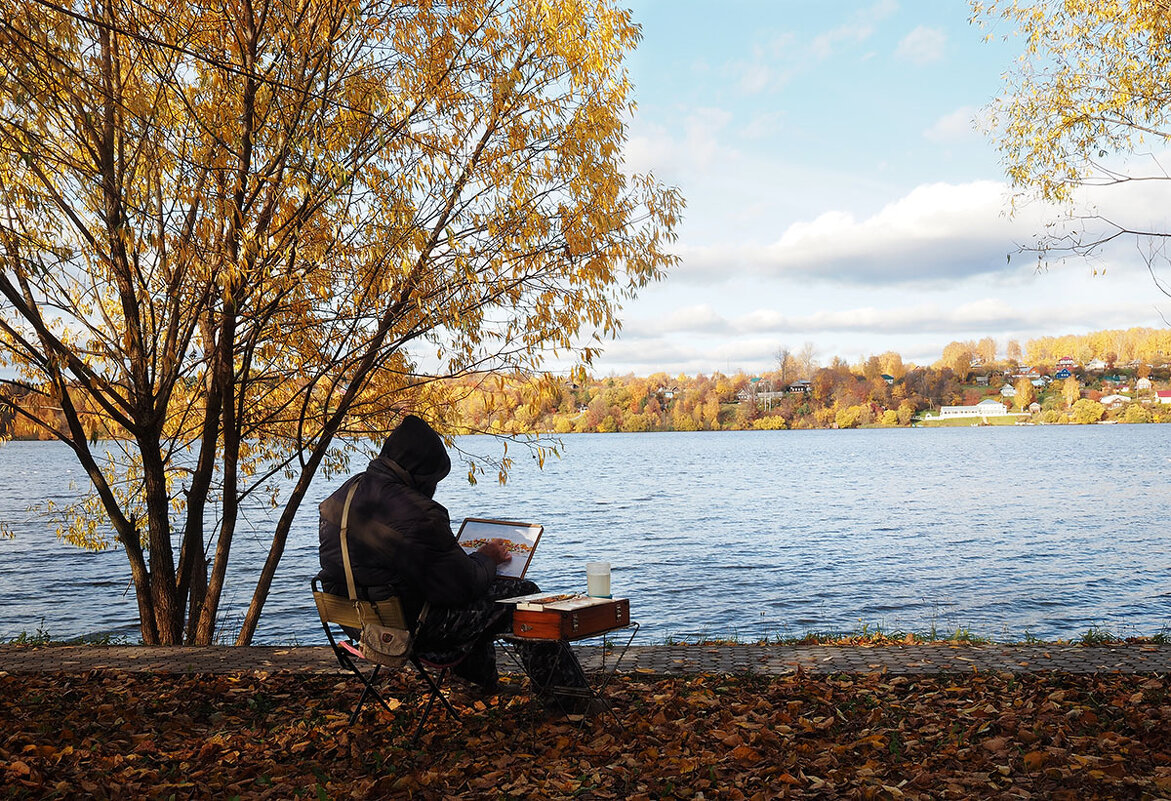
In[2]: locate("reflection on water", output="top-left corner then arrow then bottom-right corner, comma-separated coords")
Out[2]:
1,426 -> 1169,643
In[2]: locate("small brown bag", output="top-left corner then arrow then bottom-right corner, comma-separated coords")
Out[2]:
359,621 -> 411,666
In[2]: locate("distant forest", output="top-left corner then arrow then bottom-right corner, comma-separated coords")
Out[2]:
6,326 -> 1171,439
450,326 -> 1171,433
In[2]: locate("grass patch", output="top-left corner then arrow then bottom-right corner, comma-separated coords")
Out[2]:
8,622 -> 52,646
656,622 -> 1171,648
7,622 -> 132,646
1078,626 -> 1126,646
660,622 -> 994,647
917,414 -> 1025,427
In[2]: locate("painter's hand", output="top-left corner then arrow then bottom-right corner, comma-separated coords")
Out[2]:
477,538 -> 513,566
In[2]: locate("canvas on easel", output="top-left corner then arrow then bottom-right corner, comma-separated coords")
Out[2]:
456,518 -> 543,579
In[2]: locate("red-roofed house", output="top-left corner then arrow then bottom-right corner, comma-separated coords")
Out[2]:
1157,390 -> 1171,405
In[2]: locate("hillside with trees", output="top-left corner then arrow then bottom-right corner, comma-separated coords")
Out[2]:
445,326 -> 1171,433
7,327 -> 1171,440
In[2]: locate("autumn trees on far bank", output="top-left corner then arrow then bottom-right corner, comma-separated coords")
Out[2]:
448,328 -> 1171,435
10,326 -> 1171,447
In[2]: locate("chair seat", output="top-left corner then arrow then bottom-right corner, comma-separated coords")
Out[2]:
311,574 -> 462,743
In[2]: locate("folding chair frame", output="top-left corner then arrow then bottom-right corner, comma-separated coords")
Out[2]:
312,575 -> 461,744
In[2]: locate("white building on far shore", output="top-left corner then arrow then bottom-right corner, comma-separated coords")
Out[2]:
939,398 -> 1012,418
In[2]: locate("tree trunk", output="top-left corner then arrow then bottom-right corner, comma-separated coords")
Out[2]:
194,284 -> 242,645
178,337 -> 224,644
141,437 -> 180,644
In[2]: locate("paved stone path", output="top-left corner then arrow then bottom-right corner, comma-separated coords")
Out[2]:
3,642 -> 1169,676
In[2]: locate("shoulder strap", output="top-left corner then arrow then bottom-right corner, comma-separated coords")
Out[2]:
338,480 -> 362,602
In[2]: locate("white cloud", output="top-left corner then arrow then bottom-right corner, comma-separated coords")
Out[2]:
719,4 -> 897,98
811,0 -> 899,60
597,335 -> 785,377
735,61 -> 775,95
764,31 -> 798,61
730,299 -> 1153,335
1066,171 -> 1171,236
621,297 -> 1154,341
659,304 -> 732,334
740,112 -> 786,140
592,283 -> 1166,374
624,107 -> 734,181
591,338 -> 712,373
924,106 -> 985,143
659,173 -> 1171,291
723,37 -> 796,96
896,25 -> 947,66
675,181 -> 1046,286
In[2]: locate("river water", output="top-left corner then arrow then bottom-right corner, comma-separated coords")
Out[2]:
1,426 -> 1169,644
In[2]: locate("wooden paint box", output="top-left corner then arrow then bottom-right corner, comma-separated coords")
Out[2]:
511,596 -> 630,640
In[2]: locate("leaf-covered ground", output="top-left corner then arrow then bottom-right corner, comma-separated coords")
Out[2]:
2,669 -> 1168,799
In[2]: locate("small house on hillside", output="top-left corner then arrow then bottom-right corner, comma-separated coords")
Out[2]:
1086,358 -> 1107,371
1012,366 -> 1046,381
1055,368 -> 1071,380
1000,385 -> 1017,398
1157,390 -> 1171,405
1137,377 -> 1153,390
1057,356 -> 1078,370
1100,394 -> 1131,408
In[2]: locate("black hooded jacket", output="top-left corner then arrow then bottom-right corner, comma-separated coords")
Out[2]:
318,416 -> 496,617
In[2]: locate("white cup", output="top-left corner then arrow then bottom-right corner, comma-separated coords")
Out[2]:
586,561 -> 611,598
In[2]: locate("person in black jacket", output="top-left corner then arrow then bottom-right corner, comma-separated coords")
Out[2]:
318,414 -> 585,699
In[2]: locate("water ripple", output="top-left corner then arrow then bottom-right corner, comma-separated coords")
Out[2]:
2,427 -> 1170,643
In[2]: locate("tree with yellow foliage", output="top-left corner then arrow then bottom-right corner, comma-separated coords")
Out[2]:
0,0 -> 680,644
1014,378 -> 1037,411
1005,339 -> 1023,365
1071,397 -> 1106,424
834,404 -> 861,429
878,351 -> 907,381
974,1 -> 1171,263
939,341 -> 974,381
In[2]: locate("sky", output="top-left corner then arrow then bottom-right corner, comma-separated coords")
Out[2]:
587,0 -> 1171,376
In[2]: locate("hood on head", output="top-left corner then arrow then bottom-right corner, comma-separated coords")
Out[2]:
379,414 -> 451,494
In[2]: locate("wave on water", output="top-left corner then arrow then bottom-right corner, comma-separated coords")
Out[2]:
1,427 -> 1170,643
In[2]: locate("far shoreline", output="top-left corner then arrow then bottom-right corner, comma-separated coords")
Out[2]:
4,416 -> 1169,444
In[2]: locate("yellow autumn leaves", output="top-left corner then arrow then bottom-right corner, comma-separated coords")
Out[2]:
0,0 -> 680,644
973,0 -> 1171,203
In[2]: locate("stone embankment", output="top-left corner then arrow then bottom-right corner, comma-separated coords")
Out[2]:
2,642 -> 1169,675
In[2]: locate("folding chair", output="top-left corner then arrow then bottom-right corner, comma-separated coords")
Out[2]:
311,574 -> 461,744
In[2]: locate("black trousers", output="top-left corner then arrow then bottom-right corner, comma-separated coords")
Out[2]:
414,577 -> 587,695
